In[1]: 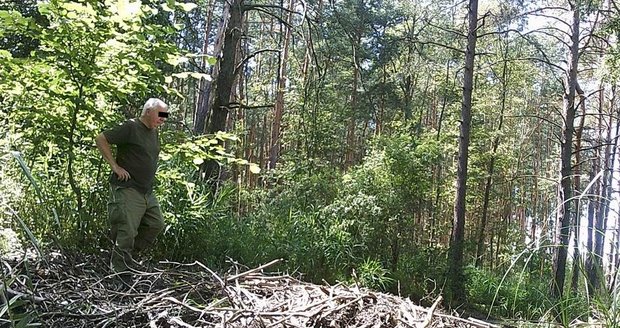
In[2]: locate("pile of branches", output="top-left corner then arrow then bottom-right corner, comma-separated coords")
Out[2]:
0,252 -> 499,327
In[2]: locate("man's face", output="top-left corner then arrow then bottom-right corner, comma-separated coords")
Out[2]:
149,105 -> 168,128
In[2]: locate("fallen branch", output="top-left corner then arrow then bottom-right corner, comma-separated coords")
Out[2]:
419,295 -> 442,328
1,252 -> 500,328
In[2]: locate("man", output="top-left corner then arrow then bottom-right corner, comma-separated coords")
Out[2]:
95,98 -> 168,277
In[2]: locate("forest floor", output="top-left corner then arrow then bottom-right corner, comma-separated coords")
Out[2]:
0,250 -> 534,327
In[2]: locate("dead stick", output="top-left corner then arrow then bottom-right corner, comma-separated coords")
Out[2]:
193,261 -> 225,287
318,295 -> 364,319
226,259 -> 282,282
419,295 -> 442,328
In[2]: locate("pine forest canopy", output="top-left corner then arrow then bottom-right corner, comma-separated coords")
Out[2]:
1,0 -> 620,324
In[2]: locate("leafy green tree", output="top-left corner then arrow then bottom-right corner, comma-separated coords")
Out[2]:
1,0 -> 182,245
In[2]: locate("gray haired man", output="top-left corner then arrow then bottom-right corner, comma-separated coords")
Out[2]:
95,98 -> 169,279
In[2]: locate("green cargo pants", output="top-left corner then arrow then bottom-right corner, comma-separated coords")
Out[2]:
108,185 -> 165,272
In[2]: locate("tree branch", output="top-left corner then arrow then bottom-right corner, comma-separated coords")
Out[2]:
234,48 -> 280,76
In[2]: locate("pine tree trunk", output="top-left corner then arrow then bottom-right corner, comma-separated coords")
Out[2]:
268,0 -> 293,170
570,91 -> 586,293
589,86 -> 617,293
551,2 -> 580,299
447,0 -> 478,305
475,46 -> 508,268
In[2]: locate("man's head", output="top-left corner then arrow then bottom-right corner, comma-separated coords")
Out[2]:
141,98 -> 168,129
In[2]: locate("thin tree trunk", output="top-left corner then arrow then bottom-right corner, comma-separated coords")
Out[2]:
195,0 -> 228,134
570,90 -> 586,293
68,89 -> 85,240
268,0 -> 294,170
605,95 -> 620,290
345,45 -> 359,168
475,47 -> 508,268
447,0 -> 478,306
551,2 -> 580,299
590,86 -> 616,293
430,61 -> 451,248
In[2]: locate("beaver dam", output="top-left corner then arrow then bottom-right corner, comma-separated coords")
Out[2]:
1,252 -> 505,327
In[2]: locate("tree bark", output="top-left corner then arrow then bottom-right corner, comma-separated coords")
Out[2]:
446,0 -> 478,306
570,90 -> 586,293
268,0 -> 294,170
203,0 -> 244,183
551,2 -> 580,299
475,45 -> 508,268
195,0 -> 228,134
588,86 -> 616,293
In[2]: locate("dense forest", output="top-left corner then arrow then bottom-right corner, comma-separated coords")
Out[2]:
1,0 -> 620,325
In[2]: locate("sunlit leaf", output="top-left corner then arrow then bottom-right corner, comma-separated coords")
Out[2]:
112,0 -> 142,21
166,54 -> 188,66
161,3 -> 174,12
249,164 -> 261,174
178,2 -> 198,12
189,72 -> 212,81
172,72 -> 189,79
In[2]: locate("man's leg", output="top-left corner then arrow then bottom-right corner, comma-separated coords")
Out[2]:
108,186 -> 146,272
133,192 -> 165,256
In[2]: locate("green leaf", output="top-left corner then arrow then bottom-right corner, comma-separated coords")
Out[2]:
178,2 -> 198,12
193,157 -> 204,165
249,163 -> 261,174
166,54 -> 189,66
111,0 -> 142,21
189,72 -> 212,81
0,303 -> 8,318
161,152 -> 172,161
161,3 -> 174,12
172,72 -> 189,79
15,312 -> 34,328
37,3 -> 51,15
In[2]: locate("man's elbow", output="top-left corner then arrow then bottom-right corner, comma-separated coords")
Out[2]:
95,133 -> 108,147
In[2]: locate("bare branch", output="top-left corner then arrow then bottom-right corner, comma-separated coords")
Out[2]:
411,39 -> 465,54
243,3 -> 302,17
423,19 -> 467,38
506,114 -> 564,131
234,48 -> 280,76
249,6 -> 294,28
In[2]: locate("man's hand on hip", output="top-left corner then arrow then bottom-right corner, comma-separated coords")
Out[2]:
113,165 -> 131,181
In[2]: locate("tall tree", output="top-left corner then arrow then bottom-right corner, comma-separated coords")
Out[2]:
475,41 -> 508,269
551,0 -> 580,299
194,0 -> 221,135
268,0 -> 294,169
446,0 -> 478,305
203,0 -> 244,183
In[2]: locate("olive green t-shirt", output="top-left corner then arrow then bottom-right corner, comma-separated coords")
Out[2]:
103,118 -> 160,194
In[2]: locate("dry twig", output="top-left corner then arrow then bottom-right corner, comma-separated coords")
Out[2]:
0,252 -> 497,327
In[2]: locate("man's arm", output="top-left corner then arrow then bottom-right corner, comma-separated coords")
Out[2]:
95,133 -> 131,181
